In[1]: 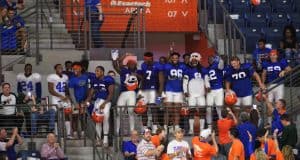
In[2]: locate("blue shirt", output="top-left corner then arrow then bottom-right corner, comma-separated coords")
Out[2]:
69,74 -> 89,103
138,62 -> 163,90
163,63 -> 187,92
120,68 -> 137,92
85,0 -> 100,12
91,76 -> 115,100
205,61 -> 224,90
252,47 -> 271,63
237,122 -> 257,158
272,109 -> 286,134
122,140 -> 137,160
0,139 -> 17,160
83,71 -> 96,89
225,63 -> 254,97
262,59 -> 288,83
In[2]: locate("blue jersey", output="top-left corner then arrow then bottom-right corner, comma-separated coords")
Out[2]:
83,71 -> 96,88
262,59 -> 288,83
163,63 -> 187,92
252,48 -> 271,63
272,109 -> 286,134
91,76 -> 115,100
69,74 -> 89,103
205,61 -> 224,90
225,63 -> 254,97
120,68 -> 137,92
237,122 -> 257,158
184,66 -> 207,81
138,62 -> 163,90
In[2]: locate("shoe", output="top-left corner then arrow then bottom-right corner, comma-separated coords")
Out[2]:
67,135 -> 74,139
188,130 -> 193,135
73,132 -> 78,139
103,136 -> 108,147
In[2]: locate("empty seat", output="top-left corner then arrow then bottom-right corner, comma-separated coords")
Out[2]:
269,12 -> 290,29
247,13 -> 268,30
288,13 -> 300,27
251,1 -> 272,14
235,18 -> 246,27
271,0 -> 293,13
241,27 -> 263,53
229,0 -> 251,14
293,0 -> 300,12
262,27 -> 282,49
295,25 -> 300,42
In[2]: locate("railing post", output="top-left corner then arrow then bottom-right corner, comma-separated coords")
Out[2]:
213,0 -> 217,50
228,20 -> 232,58
137,8 -> 141,49
142,7 -> 146,49
35,0 -> 40,65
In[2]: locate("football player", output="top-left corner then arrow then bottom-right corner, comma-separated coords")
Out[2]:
225,56 -> 265,107
112,51 -> 139,133
85,66 -> 114,147
262,50 -> 291,102
162,52 -> 187,131
205,55 -> 225,120
68,62 -> 89,138
137,52 -> 164,133
183,52 -> 210,134
47,64 -> 71,137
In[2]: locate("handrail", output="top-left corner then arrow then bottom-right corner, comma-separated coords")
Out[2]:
121,8 -> 139,48
39,0 -> 53,49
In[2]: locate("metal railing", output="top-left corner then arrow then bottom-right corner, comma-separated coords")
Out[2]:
200,0 -> 247,62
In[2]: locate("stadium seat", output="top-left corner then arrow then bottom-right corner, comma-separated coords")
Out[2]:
293,0 -> 300,12
247,13 -> 268,30
229,0 -> 251,15
235,18 -> 246,27
288,13 -> 300,27
271,0 -> 293,13
241,27 -> 263,53
295,25 -> 300,42
262,27 -> 282,49
251,0 -> 272,14
269,12 -> 290,29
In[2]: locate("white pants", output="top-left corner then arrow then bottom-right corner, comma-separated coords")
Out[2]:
206,88 -> 224,119
165,91 -> 183,103
236,95 -> 253,106
140,90 -> 156,104
94,99 -> 111,139
116,91 -> 136,134
268,84 -> 284,102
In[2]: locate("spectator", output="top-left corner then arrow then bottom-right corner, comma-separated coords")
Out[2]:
122,130 -> 139,160
107,70 -> 116,77
1,9 -> 17,52
255,128 -> 277,158
280,25 -> 299,67
84,0 -> 104,48
31,94 -> 56,135
280,114 -> 297,148
159,56 -> 167,65
0,0 -> 24,11
0,128 -> 23,160
249,107 -> 261,128
217,108 -> 238,155
262,50 -> 291,102
237,112 -> 257,159
182,53 -> 190,65
228,127 -> 245,160
40,133 -> 65,160
281,145 -> 295,160
167,128 -> 191,159
248,138 -> 268,160
62,60 -> 73,78
263,95 -> 287,134
0,7 -> 7,25
136,128 -> 164,160
0,82 -> 23,132
225,56 -> 265,107
7,7 -> 27,52
252,38 -> 271,72
151,127 -> 166,148
192,128 -> 218,160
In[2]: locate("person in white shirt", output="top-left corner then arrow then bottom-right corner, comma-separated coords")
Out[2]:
47,64 -> 71,138
0,83 -> 23,133
167,128 -> 191,160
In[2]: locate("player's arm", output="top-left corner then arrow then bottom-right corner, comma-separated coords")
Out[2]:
158,71 -> 165,97
228,108 -> 238,125
48,82 -> 65,99
279,66 -> 292,77
261,69 -> 267,84
253,71 -> 265,89
211,131 -> 219,154
69,88 -> 78,105
225,80 -> 231,93
102,84 -> 115,106
85,87 -> 94,104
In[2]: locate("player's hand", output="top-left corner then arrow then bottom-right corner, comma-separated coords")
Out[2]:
100,103 -> 106,110
279,71 -> 285,77
205,87 -> 211,93
184,92 -> 189,98
31,107 -> 38,112
273,129 -> 279,138
227,107 -> 234,115
12,128 -> 18,135
247,130 -> 252,142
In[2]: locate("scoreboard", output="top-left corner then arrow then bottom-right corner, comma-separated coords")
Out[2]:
64,0 -> 198,32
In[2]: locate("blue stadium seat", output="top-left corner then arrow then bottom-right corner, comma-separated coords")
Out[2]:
241,27 -> 263,53
235,18 -> 246,27
247,13 -> 268,30
269,12 -> 290,29
288,13 -> 300,27
293,0 -> 300,12
295,25 -> 300,42
251,0 -> 272,14
262,27 -> 282,49
229,0 -> 251,14
271,0 -> 293,13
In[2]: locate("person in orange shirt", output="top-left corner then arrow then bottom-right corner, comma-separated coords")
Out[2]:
256,128 -> 277,158
192,128 -> 218,160
217,108 -> 238,155
151,127 -> 166,148
228,127 -> 245,160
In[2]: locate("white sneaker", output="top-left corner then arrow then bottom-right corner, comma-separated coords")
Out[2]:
81,131 -> 85,137
103,136 -> 109,147
67,135 -> 74,139
188,130 -> 193,135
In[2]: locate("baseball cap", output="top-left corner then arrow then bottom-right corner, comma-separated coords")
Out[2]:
200,128 -> 211,139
